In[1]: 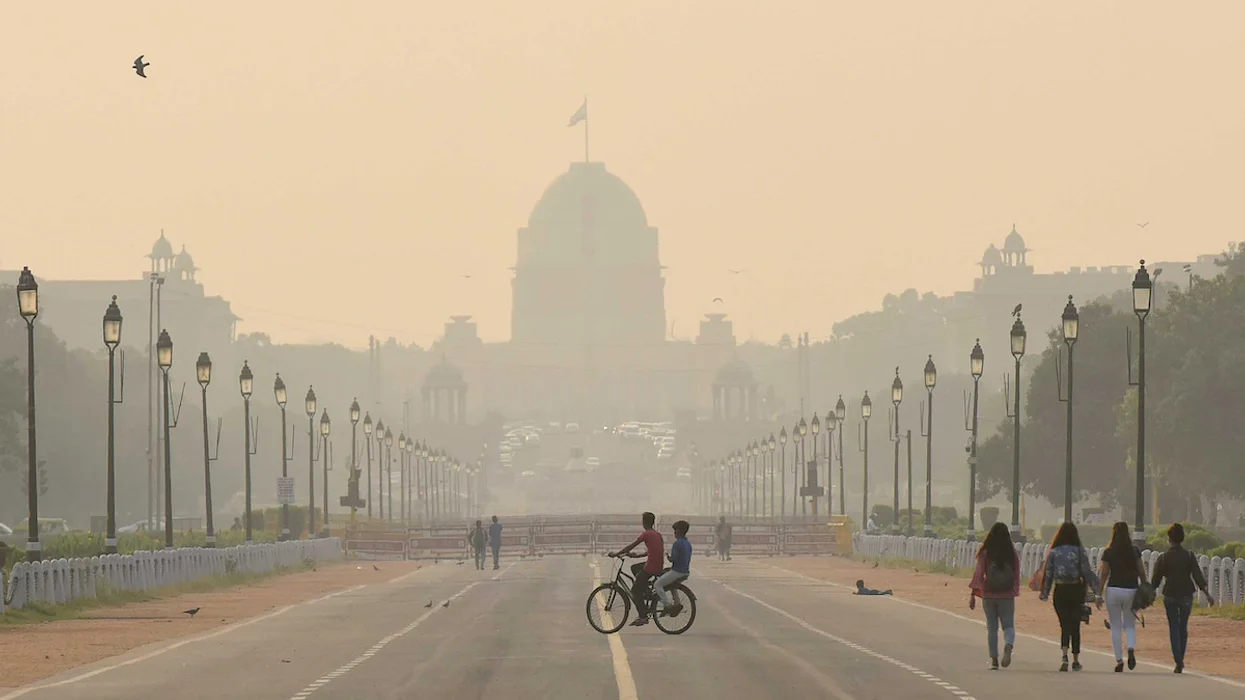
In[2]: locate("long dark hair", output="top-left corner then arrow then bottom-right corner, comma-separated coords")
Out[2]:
978,522 -> 1014,564
1049,521 -> 1082,549
1104,521 -> 1137,575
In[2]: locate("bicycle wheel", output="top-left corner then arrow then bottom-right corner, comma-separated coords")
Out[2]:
653,584 -> 697,635
586,583 -> 631,634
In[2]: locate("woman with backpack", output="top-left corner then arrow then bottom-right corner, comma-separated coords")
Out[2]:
1040,522 -> 1102,672
1150,522 -> 1215,673
969,522 -> 1021,670
1098,521 -> 1147,672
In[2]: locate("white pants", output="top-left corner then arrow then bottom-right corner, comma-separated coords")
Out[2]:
654,570 -> 688,607
1106,587 -> 1138,660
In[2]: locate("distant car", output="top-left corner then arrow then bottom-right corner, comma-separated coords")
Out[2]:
676,467 -> 692,480
586,457 -> 601,469
564,422 -> 581,433
525,433 -> 542,445
520,470 -> 537,478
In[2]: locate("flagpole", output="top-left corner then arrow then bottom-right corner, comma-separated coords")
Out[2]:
584,96 -> 590,162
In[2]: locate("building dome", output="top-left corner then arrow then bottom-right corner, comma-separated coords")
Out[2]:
1003,224 -> 1027,253
150,232 -> 174,260
527,161 -> 648,232
715,357 -> 756,386
424,357 -> 465,387
981,244 -> 1003,267
173,245 -> 195,272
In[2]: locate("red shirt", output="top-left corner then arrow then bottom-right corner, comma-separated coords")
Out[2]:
638,529 -> 665,574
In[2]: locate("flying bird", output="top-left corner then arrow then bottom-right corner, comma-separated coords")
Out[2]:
133,55 -> 149,78
1136,222 -> 1149,228
1012,303 -> 1022,317
424,600 -> 433,609
728,269 -> 744,275
712,298 -> 723,304
182,607 -> 200,618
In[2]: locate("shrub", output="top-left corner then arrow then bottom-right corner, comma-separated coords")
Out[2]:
1208,542 -> 1245,560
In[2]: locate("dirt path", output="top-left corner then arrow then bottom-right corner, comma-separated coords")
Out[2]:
768,555 -> 1245,680
0,560 -> 425,690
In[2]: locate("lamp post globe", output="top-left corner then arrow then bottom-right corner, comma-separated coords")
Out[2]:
835,396 -> 846,422
17,266 -> 39,320
350,399 -> 361,425
239,361 -> 253,398
195,353 -> 212,387
363,412 -> 372,435
103,296 -> 122,348
305,386 -> 317,418
385,428 -> 393,447
811,413 -> 821,436
892,368 -> 904,405
861,392 -> 872,419
924,355 -> 937,390
779,427 -> 787,446
1010,317 -> 1027,360
398,433 -> 406,451
1133,260 -> 1153,318
970,340 -> 984,379
320,410 -> 331,437
798,418 -> 807,438
274,374 -> 287,407
157,329 -> 173,370
1062,296 -> 1079,344
768,434 -> 776,452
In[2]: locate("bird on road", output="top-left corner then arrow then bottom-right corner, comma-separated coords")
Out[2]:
183,607 -> 200,618
133,55 -> 150,78
455,560 -> 465,566
872,562 -> 879,569
373,565 -> 380,571
1012,303 -> 1022,317
442,600 -> 450,608
424,600 -> 433,609
1137,222 -> 1149,228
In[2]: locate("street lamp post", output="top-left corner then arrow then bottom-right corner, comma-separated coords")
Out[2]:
767,435 -> 777,520
350,400 -> 361,525
362,413 -> 373,519
398,433 -> 407,525
1061,297 -> 1080,523
384,428 -> 394,524
778,427 -> 788,522
320,409 -> 331,537
810,414 -> 821,519
196,353 -> 216,547
922,357 -> 936,536
406,439 -> 414,524
375,420 -> 385,520
1009,315 -> 1027,540
751,441 -> 760,517
17,268 -> 41,561
861,392 -> 872,529
797,418 -> 807,518
157,330 -> 175,548
103,296 -> 124,554
825,412 -> 836,516
274,374 -> 290,540
239,361 -> 255,544
1132,261 -> 1152,544
835,397 -> 846,517
968,340 -> 984,540
305,386 -> 317,537
419,443 -> 430,523
891,369 -> 903,534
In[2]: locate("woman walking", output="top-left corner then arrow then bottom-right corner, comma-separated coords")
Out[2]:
1040,522 -> 1101,672
1098,521 -> 1146,672
969,522 -> 1020,670
1150,523 -> 1215,673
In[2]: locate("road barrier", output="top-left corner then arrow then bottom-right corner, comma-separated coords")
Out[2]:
345,528 -> 409,560
531,518 -> 594,555
782,521 -> 842,556
406,525 -> 468,560
854,534 -> 1245,608
1,538 -> 342,613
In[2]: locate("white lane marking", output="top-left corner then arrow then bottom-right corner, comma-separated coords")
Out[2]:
285,562 -> 515,700
0,584 -> 366,700
590,560 -> 639,700
714,578 -> 976,700
762,562 -> 1245,690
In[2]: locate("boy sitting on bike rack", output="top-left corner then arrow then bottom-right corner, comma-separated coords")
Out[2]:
654,520 -> 691,617
608,512 -> 665,626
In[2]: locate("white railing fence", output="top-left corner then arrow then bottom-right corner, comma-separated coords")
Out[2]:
1,538 -> 342,613
853,534 -> 1245,608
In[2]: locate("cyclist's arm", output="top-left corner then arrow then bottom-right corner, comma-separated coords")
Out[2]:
611,536 -> 646,557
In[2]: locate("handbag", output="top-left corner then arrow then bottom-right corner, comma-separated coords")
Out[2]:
1133,581 -> 1156,611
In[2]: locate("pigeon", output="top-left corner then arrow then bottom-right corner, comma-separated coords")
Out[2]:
872,562 -> 879,569
281,659 -> 291,664
1012,303 -> 1022,317
133,55 -> 149,78
182,607 -> 200,618
1137,222 -> 1149,229
456,560 -> 465,566
712,298 -> 723,304
373,565 -> 380,571
728,269 -> 744,275
424,600 -> 433,609
442,600 -> 450,608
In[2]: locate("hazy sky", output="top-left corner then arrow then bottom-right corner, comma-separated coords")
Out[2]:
3,2 -> 1243,347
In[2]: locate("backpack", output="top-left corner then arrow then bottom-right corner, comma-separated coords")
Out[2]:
985,557 -> 1014,593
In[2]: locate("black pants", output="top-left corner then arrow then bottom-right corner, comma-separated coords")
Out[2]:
631,563 -> 655,617
1053,583 -> 1086,654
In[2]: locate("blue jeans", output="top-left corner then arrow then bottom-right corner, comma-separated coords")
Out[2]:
983,598 -> 1016,659
491,545 -> 500,568
1164,596 -> 1193,664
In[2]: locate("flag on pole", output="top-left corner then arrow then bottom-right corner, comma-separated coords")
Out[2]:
567,98 -> 587,127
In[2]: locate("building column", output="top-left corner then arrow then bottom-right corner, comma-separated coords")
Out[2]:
457,388 -> 467,425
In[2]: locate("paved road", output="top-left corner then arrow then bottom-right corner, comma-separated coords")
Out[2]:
5,557 -> 1243,700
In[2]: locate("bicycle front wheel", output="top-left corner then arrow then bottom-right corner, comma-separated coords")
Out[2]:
653,584 -> 697,635
586,583 -> 631,634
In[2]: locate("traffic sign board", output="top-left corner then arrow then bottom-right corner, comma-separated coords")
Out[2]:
277,477 -> 296,505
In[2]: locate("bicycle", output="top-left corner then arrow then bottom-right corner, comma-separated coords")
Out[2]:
586,553 -> 697,635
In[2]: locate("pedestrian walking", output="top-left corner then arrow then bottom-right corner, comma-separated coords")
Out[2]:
714,515 -> 732,561
470,520 -> 487,570
1040,522 -> 1101,672
1098,521 -> 1146,672
969,522 -> 1020,670
1150,522 -> 1215,673
488,515 -> 503,570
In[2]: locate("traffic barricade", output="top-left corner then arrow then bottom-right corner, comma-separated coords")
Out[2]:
530,518 -> 594,555
724,523 -> 780,556
781,520 -> 844,556
408,525 -> 469,560
592,519 -> 643,555
345,528 -> 409,560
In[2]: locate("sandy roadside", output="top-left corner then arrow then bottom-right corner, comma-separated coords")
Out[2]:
767,555 -> 1245,681
0,560 -> 426,689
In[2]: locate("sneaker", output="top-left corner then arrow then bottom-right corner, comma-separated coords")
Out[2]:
1115,662 -> 1124,673
1072,661 -> 1083,672
1174,662 -> 1184,674
1127,649 -> 1136,670
665,603 -> 683,617
989,658 -> 999,670
630,617 -> 650,627
1059,655 -> 1069,673
1001,644 -> 1012,668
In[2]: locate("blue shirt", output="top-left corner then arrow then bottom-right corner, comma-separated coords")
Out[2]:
488,522 -> 503,546
670,537 -> 692,574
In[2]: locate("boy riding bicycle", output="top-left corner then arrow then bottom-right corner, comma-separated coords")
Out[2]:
654,520 -> 691,617
608,513 -> 690,626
